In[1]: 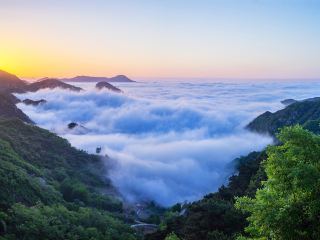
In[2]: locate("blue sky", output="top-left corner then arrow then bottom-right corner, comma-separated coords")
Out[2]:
0,0 -> 319,79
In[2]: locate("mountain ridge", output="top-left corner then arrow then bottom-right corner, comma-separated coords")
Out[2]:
61,75 -> 135,83
0,70 -> 83,93
96,81 -> 122,92
247,96 -> 320,135
0,69 -> 27,91
21,78 -> 83,92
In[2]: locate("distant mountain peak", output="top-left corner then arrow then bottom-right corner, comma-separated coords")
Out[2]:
22,78 -> 83,92
247,96 -> 320,135
95,81 -> 122,92
62,75 -> 135,83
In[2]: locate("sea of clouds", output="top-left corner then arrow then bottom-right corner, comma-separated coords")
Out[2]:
15,80 -> 320,206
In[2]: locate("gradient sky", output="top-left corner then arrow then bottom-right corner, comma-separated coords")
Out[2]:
0,0 -> 319,80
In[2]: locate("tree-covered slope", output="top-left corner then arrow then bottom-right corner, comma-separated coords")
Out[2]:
0,93 -> 32,123
247,98 -> 320,135
149,122 -> 320,240
146,151 -> 267,240
236,126 -> 320,240
149,120 -> 320,240
0,118 -> 137,240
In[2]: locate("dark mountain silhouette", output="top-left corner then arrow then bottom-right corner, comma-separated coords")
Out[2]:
21,79 -> 83,92
22,99 -> 47,106
96,81 -> 122,92
62,75 -> 134,83
0,70 -> 83,93
68,122 -> 79,129
0,70 -> 27,91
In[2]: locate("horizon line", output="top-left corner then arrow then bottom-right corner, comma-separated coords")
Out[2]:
2,68 -> 320,82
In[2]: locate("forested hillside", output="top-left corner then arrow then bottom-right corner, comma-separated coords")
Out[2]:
247,97 -> 320,135
0,93 -> 32,123
0,118 -> 137,240
236,126 -> 320,239
147,151 -> 267,240
149,124 -> 320,240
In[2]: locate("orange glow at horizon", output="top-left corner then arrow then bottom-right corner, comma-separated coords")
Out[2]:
1,42 -> 317,80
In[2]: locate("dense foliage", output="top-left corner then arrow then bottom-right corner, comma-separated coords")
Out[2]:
147,151 -> 267,240
236,126 -> 320,240
0,93 -> 32,123
0,118 -> 136,240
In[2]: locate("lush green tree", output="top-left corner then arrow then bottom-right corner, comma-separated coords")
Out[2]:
4,203 -> 136,240
147,151 -> 267,240
236,126 -> 320,240
207,230 -> 230,240
60,178 -> 89,203
165,232 -> 181,240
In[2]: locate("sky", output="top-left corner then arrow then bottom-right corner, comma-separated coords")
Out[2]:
0,0 -> 320,80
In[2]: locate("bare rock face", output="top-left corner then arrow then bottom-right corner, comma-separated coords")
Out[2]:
22,99 -> 47,106
67,122 -> 89,134
95,81 -> 122,93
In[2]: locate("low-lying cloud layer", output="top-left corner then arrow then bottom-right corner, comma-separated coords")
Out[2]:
15,81 -> 320,206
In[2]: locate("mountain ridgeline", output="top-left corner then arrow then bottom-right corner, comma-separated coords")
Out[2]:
20,78 -> 83,92
0,70 -> 27,92
0,70 -> 83,93
247,97 -> 320,135
96,81 -> 122,92
0,69 -> 130,93
62,75 -> 135,83
0,70 -> 123,122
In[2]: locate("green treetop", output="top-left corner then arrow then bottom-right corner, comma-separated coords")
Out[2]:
236,125 -> 320,240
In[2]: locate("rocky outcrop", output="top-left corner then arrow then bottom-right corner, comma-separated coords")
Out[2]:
96,81 -> 122,92
22,99 -> 47,106
68,122 -> 78,129
67,122 -> 88,134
